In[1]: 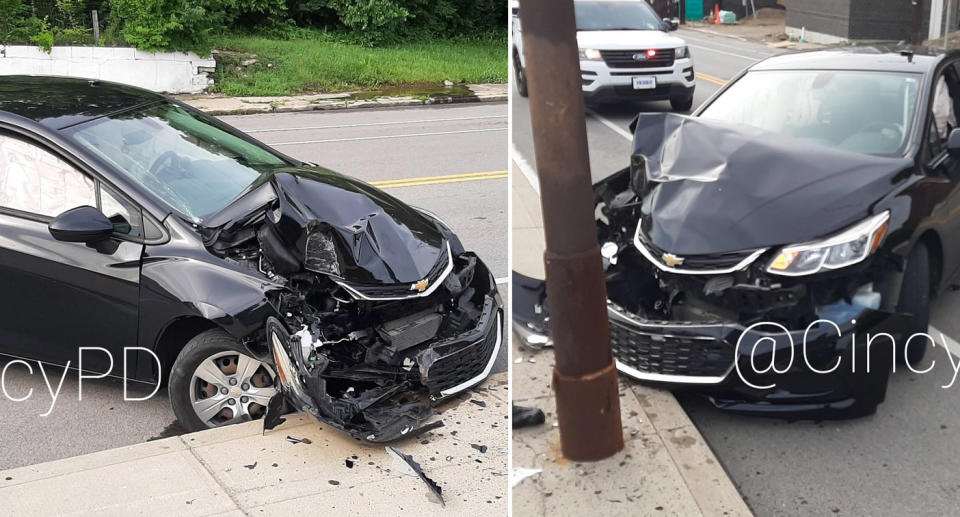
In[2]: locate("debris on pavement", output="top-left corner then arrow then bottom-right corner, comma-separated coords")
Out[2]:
386,446 -> 445,507
511,468 -> 542,488
285,436 -> 313,445
470,399 -> 487,408
262,394 -> 287,433
345,459 -> 355,468
471,443 -> 488,453
512,405 -> 546,428
243,462 -> 258,470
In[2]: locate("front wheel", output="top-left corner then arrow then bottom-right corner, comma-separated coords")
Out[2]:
169,329 -> 278,432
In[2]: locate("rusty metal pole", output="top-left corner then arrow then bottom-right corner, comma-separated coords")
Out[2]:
519,0 -> 624,461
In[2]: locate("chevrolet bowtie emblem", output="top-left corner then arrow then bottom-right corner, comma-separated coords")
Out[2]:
662,253 -> 685,267
411,279 -> 430,292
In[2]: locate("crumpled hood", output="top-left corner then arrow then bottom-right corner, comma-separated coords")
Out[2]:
270,167 -> 445,285
205,166 -> 445,286
632,114 -> 912,255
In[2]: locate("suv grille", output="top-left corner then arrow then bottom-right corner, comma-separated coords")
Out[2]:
601,48 -> 676,69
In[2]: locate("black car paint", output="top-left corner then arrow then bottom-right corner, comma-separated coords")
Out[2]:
513,48 -> 960,418
629,113 -> 915,255
0,76 -> 501,439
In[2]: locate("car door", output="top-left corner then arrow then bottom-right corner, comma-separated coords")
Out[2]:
920,60 -> 960,285
0,131 -> 143,375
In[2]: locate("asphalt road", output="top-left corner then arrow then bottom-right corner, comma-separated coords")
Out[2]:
0,102 -> 508,470
512,29 -> 960,517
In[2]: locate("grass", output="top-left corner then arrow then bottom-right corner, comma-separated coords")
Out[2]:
210,30 -> 508,97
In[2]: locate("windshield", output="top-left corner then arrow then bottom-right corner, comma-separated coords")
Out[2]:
699,70 -> 920,156
68,102 -> 287,221
575,1 -> 663,31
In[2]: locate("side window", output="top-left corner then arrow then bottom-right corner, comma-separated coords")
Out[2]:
100,185 -> 144,238
0,133 -> 96,218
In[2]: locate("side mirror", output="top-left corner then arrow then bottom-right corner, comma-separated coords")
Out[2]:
949,128 -> 960,158
49,206 -> 114,243
663,17 -> 679,31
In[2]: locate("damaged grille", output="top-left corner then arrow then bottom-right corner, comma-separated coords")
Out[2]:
636,230 -> 764,273
609,321 -> 734,381
601,49 -> 675,69
420,299 -> 501,396
340,242 -> 451,300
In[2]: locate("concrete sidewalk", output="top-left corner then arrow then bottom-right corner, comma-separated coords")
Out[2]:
177,84 -> 507,116
0,373 -> 507,516
510,168 -> 752,516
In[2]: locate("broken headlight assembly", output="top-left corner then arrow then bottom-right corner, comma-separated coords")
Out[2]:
766,211 -> 890,276
304,230 -> 341,277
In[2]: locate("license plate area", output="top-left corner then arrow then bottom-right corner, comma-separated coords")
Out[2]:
632,76 -> 657,90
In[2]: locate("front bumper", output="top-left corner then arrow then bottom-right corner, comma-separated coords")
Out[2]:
580,57 -> 695,100
268,257 -> 503,442
512,271 -> 917,419
609,301 -> 915,418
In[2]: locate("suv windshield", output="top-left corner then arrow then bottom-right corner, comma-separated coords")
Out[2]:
575,1 -> 663,31
699,70 -> 920,156
68,102 -> 287,221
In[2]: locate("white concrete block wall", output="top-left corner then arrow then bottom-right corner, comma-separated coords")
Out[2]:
0,45 -> 216,94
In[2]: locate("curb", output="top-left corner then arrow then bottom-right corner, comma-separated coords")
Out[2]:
182,89 -> 507,116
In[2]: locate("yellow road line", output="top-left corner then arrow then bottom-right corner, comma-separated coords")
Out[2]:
370,170 -> 507,186
375,173 -> 508,189
696,72 -> 728,86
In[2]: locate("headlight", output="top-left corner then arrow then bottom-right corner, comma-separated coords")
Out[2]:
675,46 -> 689,59
267,320 -> 308,400
304,230 -> 341,277
579,48 -> 602,60
767,212 -> 890,276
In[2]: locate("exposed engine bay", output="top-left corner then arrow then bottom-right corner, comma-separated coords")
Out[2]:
200,168 -> 503,442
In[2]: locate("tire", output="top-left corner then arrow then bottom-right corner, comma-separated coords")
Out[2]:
897,244 -> 931,365
513,50 -> 529,98
169,329 -> 277,432
670,96 -> 694,112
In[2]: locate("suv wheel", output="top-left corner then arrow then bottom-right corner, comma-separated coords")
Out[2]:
514,49 -> 528,97
169,329 -> 277,432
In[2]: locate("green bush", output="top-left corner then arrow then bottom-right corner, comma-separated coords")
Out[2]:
108,0 -> 232,52
3,0 -> 506,52
30,19 -> 55,53
326,0 -> 410,45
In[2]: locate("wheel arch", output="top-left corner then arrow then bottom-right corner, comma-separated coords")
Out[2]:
148,317 -> 220,386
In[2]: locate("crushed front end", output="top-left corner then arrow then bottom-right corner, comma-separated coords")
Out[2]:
205,168 -> 502,441
514,114 -> 920,419
595,169 -> 911,417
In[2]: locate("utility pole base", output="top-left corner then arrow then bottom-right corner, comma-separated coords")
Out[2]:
553,361 -> 625,461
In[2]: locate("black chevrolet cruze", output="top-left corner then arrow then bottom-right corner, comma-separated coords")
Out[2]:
515,47 -> 960,418
0,76 -> 502,440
